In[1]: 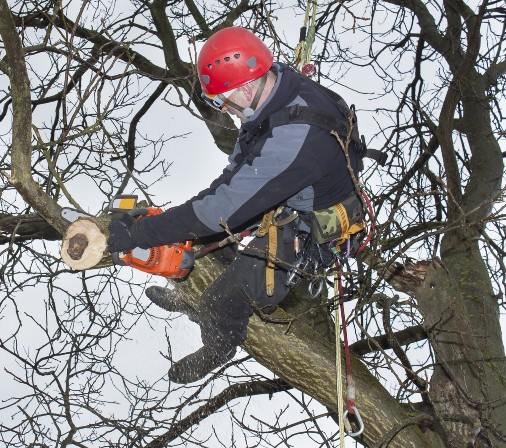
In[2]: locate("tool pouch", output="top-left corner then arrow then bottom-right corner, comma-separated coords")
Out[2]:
310,193 -> 365,245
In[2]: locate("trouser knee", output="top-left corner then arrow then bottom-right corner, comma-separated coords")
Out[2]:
199,277 -> 252,349
199,222 -> 297,349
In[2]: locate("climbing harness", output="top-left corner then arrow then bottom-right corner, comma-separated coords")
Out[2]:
294,0 -> 319,76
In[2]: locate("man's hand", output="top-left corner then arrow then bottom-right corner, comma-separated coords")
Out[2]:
108,213 -> 137,253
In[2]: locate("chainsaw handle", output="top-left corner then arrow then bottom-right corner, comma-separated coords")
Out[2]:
111,251 -> 125,266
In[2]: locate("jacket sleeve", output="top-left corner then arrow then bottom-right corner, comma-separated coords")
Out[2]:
130,123 -> 324,248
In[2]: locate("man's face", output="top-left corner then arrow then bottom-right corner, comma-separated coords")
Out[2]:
203,82 -> 255,122
220,89 -> 249,121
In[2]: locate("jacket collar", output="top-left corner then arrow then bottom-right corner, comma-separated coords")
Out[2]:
242,63 -> 301,134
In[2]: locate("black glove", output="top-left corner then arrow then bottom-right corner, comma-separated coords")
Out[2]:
108,213 -> 137,253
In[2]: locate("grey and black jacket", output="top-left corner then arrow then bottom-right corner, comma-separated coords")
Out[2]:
130,63 -> 362,248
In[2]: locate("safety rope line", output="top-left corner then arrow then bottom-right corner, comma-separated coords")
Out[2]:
294,0 -> 318,76
292,1 -> 367,440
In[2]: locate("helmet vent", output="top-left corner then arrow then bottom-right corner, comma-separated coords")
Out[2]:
224,56 -> 230,61
247,56 -> 257,68
234,53 -> 240,59
215,59 -> 221,65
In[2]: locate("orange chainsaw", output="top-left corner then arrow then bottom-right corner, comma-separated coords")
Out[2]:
109,195 -> 194,279
61,195 -> 194,279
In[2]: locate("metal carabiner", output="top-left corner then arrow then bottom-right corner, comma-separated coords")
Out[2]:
308,277 -> 324,298
286,255 -> 309,287
343,406 -> 364,437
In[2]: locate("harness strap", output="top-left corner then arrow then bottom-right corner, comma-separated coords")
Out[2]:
251,104 -> 387,166
255,104 -> 357,146
257,210 -> 275,237
257,209 -> 280,297
364,147 -> 388,167
265,223 -> 278,297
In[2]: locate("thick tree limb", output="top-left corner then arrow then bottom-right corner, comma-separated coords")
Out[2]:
0,0 -> 66,235
416,258 -> 506,446
0,213 -> 60,243
149,0 -> 186,74
436,77 -> 464,220
184,0 -> 211,35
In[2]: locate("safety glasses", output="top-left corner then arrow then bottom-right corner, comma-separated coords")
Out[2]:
201,88 -> 236,111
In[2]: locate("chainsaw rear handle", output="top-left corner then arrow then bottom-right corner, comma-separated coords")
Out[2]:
111,251 -> 125,266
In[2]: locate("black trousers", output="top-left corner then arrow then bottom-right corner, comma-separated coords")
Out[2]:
198,222 -> 297,352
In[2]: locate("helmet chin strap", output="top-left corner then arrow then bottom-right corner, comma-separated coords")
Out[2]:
226,74 -> 268,118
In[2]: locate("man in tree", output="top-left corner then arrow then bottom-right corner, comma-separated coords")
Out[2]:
108,26 -> 366,383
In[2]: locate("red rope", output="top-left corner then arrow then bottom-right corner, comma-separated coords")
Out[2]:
336,264 -> 356,414
357,189 -> 375,255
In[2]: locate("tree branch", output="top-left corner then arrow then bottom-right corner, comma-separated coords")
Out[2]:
0,213 -> 61,244
171,256 -> 445,447
143,378 -> 291,448
485,58 -> 506,87
0,0 -> 66,235
184,0 -> 211,35
384,0 -> 452,63
11,12 -> 170,81
11,10 -> 238,154
149,0 -> 187,74
350,324 -> 427,356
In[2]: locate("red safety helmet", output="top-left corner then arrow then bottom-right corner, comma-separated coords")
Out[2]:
198,27 -> 273,95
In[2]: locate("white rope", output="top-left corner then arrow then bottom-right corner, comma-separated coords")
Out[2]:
294,0 -> 318,72
294,4 -> 347,445
334,274 -> 346,448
